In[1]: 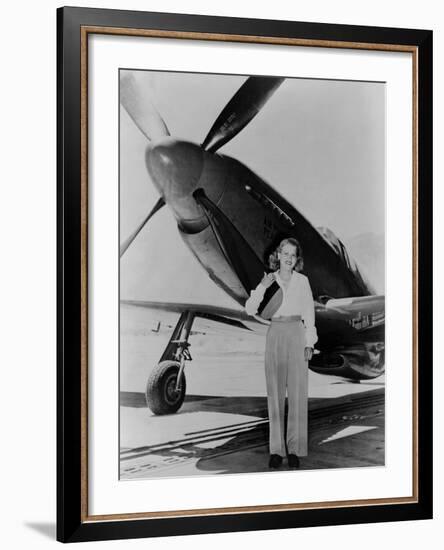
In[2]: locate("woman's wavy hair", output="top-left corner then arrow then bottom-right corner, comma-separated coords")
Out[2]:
268,237 -> 304,272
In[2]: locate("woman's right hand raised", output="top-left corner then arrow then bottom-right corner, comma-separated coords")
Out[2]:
260,272 -> 275,288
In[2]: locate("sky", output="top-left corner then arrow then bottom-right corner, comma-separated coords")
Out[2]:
120,70 -> 385,305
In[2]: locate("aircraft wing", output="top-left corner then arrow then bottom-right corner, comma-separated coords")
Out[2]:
324,295 -> 385,330
121,299 -> 263,331
309,295 -> 385,379
123,295 -> 385,335
122,296 -> 385,380
311,294 -> 384,355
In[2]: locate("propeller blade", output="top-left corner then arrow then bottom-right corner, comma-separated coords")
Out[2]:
201,76 -> 285,153
120,197 -> 165,257
120,72 -> 170,141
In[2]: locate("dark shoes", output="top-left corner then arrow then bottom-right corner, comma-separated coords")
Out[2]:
269,454 -> 300,469
288,454 -> 300,469
268,454 -> 283,469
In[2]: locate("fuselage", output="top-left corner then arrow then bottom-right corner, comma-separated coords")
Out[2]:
146,138 -> 374,306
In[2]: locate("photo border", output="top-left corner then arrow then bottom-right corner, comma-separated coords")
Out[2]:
57,6 -> 432,543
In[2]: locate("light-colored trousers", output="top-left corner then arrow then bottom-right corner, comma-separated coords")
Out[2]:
265,317 -> 308,457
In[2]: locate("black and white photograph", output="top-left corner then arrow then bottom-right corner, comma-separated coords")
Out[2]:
119,69 -> 386,480
0,0 -> 439,544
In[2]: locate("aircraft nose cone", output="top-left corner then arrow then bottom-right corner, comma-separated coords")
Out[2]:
145,139 -> 204,201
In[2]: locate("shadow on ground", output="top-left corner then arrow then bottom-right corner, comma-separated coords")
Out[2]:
120,391 -> 222,408
120,391 -> 269,417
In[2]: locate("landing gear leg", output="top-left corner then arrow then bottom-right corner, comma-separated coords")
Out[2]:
145,311 -> 195,415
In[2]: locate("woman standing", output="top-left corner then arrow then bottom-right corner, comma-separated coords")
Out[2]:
245,238 -> 317,469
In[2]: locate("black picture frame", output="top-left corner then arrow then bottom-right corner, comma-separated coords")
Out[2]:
57,6 -> 433,543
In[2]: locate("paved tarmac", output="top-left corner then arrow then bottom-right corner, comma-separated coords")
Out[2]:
119,304 -> 385,480
120,387 -> 384,479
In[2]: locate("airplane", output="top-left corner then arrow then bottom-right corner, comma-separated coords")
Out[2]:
120,71 -> 385,416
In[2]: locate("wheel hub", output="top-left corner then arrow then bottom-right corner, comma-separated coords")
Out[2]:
165,374 -> 181,404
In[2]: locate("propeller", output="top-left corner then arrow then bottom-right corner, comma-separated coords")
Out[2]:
120,72 -> 170,257
120,196 -> 165,257
120,73 -> 284,256
201,76 -> 285,153
120,72 -> 170,141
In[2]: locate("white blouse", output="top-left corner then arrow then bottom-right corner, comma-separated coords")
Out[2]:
245,271 -> 318,348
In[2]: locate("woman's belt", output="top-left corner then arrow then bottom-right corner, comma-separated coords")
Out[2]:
271,315 -> 302,323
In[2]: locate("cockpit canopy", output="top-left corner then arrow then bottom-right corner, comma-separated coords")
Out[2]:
316,226 -> 358,272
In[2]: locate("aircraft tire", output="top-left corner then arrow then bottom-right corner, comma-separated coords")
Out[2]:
145,360 -> 186,415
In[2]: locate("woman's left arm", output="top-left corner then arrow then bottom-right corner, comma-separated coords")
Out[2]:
302,276 -> 318,350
